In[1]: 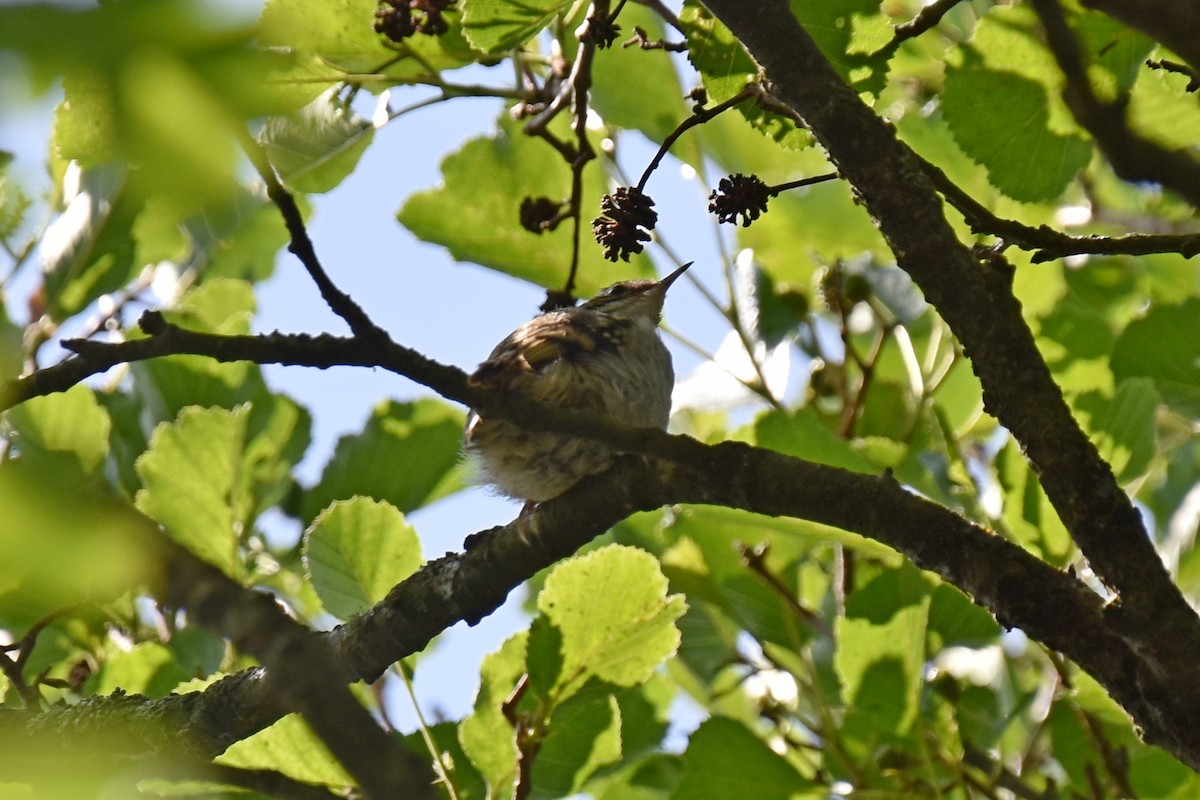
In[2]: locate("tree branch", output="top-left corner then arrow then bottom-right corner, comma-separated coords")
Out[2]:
923,158 -> 1200,262
0,301 -> 1195,765
154,537 -> 436,800
1,439 -> 1174,768
698,0 -> 1200,764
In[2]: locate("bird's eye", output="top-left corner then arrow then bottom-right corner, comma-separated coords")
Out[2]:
603,283 -> 632,297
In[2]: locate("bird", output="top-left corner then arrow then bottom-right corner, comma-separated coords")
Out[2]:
465,262 -> 691,503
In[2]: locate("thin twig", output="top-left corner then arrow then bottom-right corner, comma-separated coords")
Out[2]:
768,173 -> 839,196
237,129 -> 391,342
0,608 -> 74,706
921,156 -> 1200,261
1146,58 -> 1200,92
737,542 -> 833,637
837,322 -> 890,438
522,5 -> 606,298
397,661 -> 461,800
631,0 -> 684,35
622,26 -> 687,51
636,85 -> 758,192
882,0 -> 968,53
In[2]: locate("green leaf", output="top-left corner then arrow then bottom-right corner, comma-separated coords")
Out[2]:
260,92 -> 374,194
611,673 -> 674,761
5,384 -> 111,472
0,156 -> 32,245
594,753 -> 682,800
672,602 -> 740,687
166,627 -> 227,680
995,439 -> 1074,566
787,0 -> 890,95
90,642 -> 189,698
660,511 -> 821,651
532,545 -> 686,701
1072,378 -> 1160,484
927,582 -> 1001,650
942,7 -> 1092,202
400,721 -> 486,800
398,114 -> 653,294
0,305 -> 22,384
460,631 -> 526,797
135,405 -> 250,576
732,255 -> 802,348
752,407 -> 874,474
131,288 -> 314,510
98,390 -> 152,496
942,66 -> 1090,202
261,0 -> 389,75
303,398 -> 467,521
461,0 -> 572,54
218,714 -> 353,788
1111,299 -> 1200,417
262,0 -> 478,85
180,187 -> 292,283
304,497 -> 422,619
835,564 -> 931,736
39,163 -> 142,321
532,688 -> 622,800
1128,61 -> 1200,152
0,457 -> 154,629
116,47 -> 241,213
1074,9 -> 1154,99
672,716 -> 819,800
259,0 -> 379,71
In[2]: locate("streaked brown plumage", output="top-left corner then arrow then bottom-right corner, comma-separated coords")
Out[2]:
465,263 -> 690,502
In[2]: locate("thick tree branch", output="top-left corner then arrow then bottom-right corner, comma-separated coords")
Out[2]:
4,440 -> 1182,767
0,534 -> 439,798
0,305 -> 1195,765
698,0 -> 1200,762
154,539 -> 437,800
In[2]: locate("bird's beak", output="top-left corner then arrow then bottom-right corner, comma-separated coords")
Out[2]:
658,261 -> 692,291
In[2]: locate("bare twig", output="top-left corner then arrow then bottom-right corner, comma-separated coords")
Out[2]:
768,173 -> 839,196
883,0 -> 969,53
0,609 -> 73,706
522,4 -> 608,298
922,157 -> 1200,262
622,26 -> 687,51
237,130 -> 392,341
636,85 -> 757,192
631,0 -> 684,35
737,542 -> 833,638
1146,58 -> 1200,92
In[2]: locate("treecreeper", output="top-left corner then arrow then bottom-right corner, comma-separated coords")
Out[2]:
465,262 -> 691,503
